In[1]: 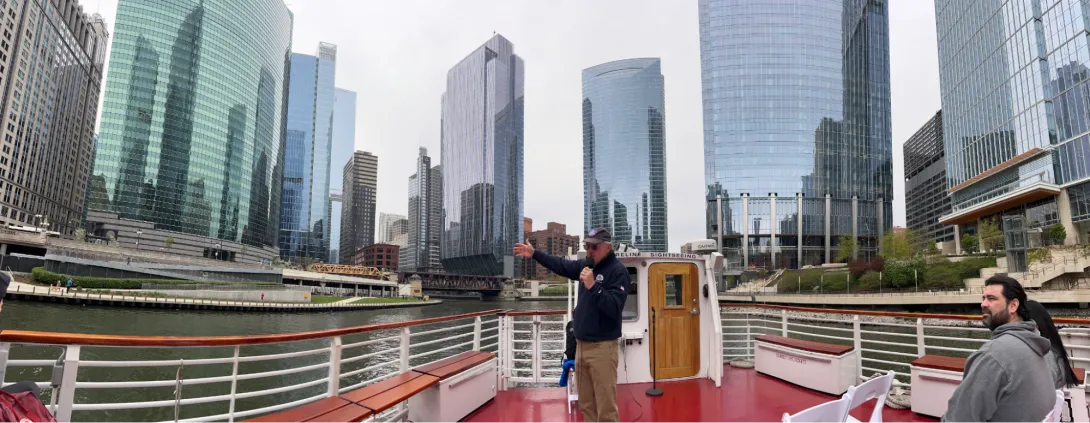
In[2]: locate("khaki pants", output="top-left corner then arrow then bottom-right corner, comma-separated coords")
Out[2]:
575,339 -> 619,422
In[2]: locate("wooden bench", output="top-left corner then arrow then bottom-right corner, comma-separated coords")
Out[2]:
754,334 -> 857,395
911,354 -> 1087,418
244,351 -> 496,422
407,351 -> 498,422
244,397 -> 372,423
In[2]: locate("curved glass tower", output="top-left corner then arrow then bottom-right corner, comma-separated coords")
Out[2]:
440,34 -> 524,276
699,0 -> 893,270
88,0 -> 292,261
582,58 -> 668,252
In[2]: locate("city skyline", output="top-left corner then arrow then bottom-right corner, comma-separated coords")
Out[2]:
78,0 -> 941,253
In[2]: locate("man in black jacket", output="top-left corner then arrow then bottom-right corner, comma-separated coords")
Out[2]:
515,228 -> 627,422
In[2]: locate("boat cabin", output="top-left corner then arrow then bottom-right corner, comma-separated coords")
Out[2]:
565,251 -> 725,387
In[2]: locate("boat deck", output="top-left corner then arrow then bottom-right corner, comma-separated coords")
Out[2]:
466,365 -> 939,422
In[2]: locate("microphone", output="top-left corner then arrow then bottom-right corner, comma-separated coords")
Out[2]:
584,256 -> 595,269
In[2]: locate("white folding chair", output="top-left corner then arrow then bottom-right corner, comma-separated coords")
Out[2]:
845,371 -> 896,422
1044,390 -> 1064,422
783,392 -> 854,423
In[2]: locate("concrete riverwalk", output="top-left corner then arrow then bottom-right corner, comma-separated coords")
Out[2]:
4,282 -> 441,312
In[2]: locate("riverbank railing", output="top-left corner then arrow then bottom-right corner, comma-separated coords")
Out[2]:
720,303 -> 1090,388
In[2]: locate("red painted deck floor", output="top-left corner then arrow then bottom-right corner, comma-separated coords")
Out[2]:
465,366 -> 938,422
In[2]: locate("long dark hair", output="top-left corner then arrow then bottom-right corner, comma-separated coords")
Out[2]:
1026,300 -> 1079,387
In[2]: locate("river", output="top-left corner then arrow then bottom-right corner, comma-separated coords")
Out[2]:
0,299 -> 565,421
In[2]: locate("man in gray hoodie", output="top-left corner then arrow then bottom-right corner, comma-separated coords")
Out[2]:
943,275 -> 1056,422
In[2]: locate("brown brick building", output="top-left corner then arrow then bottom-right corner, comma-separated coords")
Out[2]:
520,220 -> 580,280
353,243 -> 400,271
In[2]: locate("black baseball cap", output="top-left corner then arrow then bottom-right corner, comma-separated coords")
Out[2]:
585,228 -> 612,244
0,270 -> 9,299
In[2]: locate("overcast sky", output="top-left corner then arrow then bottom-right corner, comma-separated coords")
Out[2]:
79,0 -> 942,252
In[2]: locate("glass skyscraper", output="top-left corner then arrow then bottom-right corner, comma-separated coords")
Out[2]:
440,34 -> 524,276
935,0 -> 1090,268
328,88 -> 356,263
280,44 -> 337,263
699,0 -> 893,270
88,0 -> 292,263
583,58 -> 668,252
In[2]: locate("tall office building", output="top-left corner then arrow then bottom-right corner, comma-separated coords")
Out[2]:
403,148 -> 442,272
378,212 -> 407,243
328,88 -> 357,263
280,43 -> 337,264
935,0 -> 1090,271
519,220 -> 579,280
583,58 -> 668,252
699,0 -> 893,270
87,0 -> 292,264
440,35 -> 524,276
339,151 -> 377,263
0,0 -> 108,237
904,111 -> 954,248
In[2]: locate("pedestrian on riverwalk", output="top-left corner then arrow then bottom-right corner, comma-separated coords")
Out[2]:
261,292 -> 265,302
515,228 -> 626,422
65,278 -> 72,294
943,275 -> 1055,422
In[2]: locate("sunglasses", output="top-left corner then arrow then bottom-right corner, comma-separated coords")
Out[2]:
585,243 -> 601,251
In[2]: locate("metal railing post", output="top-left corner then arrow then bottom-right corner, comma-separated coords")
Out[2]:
227,346 -> 240,422
399,327 -> 411,372
532,315 -> 541,383
916,318 -> 926,357
473,316 -> 482,351
852,316 -> 862,381
328,336 -> 342,396
55,345 -> 81,422
781,309 -> 788,337
0,342 -> 10,384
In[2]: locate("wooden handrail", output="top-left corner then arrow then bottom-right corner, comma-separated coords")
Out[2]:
721,302 -> 1090,325
0,310 -> 504,347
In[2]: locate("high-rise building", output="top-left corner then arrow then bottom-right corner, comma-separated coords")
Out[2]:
328,88 -> 357,263
87,0 -> 292,264
280,43 -> 337,264
0,1 -> 108,237
378,212 -> 407,243
583,58 -> 668,252
904,111 -> 954,248
699,0 -> 892,270
519,220 -> 579,280
339,151 -> 377,264
935,0 -> 1090,271
403,148 -> 442,272
440,35 -> 524,276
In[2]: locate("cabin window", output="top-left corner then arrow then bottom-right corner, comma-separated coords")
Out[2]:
622,266 -> 638,321
664,274 -> 683,306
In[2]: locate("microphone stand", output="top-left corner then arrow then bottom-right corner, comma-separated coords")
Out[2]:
646,307 -> 663,397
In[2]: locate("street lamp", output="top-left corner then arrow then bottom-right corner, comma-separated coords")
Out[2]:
216,243 -> 222,260
136,230 -> 142,250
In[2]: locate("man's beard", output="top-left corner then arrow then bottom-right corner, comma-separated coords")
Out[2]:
983,308 -> 1011,331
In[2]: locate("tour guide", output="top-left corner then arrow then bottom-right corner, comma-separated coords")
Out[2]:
514,228 -> 627,422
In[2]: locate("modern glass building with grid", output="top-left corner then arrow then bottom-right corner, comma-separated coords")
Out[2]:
904,111 -> 955,248
279,44 -> 337,264
935,0 -> 1090,270
582,58 -> 668,252
87,0 -> 292,264
699,0 -> 893,271
440,34 -> 524,276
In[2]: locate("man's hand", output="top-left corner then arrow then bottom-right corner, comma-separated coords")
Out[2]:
580,268 -> 595,289
513,242 -> 535,258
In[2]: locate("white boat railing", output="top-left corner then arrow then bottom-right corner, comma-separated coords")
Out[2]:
721,304 -> 1090,388
0,310 -> 502,422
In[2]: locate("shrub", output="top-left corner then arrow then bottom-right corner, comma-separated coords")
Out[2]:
539,285 -> 569,296
1028,248 -> 1052,265
31,267 -> 279,290
847,257 -> 884,279
1050,224 -> 1068,245
961,234 -> 979,254
854,271 -> 881,291
883,257 -> 926,289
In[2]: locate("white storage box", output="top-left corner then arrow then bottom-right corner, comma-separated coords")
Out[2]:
754,335 -> 858,395
408,359 -> 497,422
